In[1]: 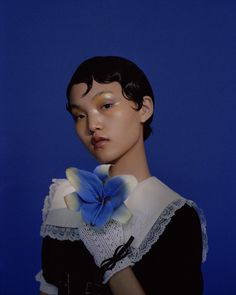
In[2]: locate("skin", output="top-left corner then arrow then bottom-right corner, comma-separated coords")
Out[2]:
69,80 -> 153,182
40,80 -> 153,295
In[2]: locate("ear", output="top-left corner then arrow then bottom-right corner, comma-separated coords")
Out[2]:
139,96 -> 154,123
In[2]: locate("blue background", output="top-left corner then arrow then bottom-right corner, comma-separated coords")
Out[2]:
1,0 -> 235,294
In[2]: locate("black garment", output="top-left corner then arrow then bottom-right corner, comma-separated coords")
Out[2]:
42,204 -> 203,295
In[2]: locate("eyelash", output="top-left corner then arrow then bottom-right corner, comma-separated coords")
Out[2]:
102,103 -> 113,109
73,114 -> 85,121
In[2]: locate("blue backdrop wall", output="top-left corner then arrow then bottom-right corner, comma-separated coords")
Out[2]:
1,1 -> 235,294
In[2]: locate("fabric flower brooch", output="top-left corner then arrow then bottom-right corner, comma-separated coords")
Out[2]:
64,165 -> 138,228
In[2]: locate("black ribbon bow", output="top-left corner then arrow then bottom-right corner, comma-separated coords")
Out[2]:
100,235 -> 135,272
85,236 -> 135,295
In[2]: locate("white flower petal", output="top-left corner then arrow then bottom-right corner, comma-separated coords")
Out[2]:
66,167 -> 80,191
118,175 -> 138,195
112,203 -> 132,224
93,164 -> 111,181
64,192 -> 80,211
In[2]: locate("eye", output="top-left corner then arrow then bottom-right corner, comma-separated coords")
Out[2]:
77,114 -> 85,119
102,103 -> 113,110
72,113 -> 86,121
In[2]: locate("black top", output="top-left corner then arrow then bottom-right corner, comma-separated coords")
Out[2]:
42,204 -> 203,295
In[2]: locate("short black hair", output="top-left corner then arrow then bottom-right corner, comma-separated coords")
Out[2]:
66,56 -> 155,140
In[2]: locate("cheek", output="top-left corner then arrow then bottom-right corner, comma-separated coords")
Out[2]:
120,111 -> 140,132
75,124 -> 81,136
75,124 -> 87,141
110,112 -> 141,143
110,108 -> 140,127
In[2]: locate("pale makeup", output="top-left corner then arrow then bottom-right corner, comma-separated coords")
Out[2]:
69,81 -> 149,179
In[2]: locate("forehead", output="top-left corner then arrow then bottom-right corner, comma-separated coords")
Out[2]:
69,81 -> 124,103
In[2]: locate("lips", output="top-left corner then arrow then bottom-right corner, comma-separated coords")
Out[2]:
91,136 -> 109,149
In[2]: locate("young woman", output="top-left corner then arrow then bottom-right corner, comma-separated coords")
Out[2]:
36,56 -> 208,295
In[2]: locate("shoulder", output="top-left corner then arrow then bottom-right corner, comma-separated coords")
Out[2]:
169,203 -> 201,229
144,177 -> 208,262
41,178 -> 76,223
161,204 -> 203,246
40,178 -> 81,239
132,204 -> 204,267
132,204 -> 205,294
148,203 -> 204,264
139,203 -> 206,264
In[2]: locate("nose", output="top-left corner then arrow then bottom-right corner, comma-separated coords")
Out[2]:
87,110 -> 103,134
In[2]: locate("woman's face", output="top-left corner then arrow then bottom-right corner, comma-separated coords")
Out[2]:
69,81 -> 144,164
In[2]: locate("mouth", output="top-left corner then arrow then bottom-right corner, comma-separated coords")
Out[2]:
91,136 -> 109,149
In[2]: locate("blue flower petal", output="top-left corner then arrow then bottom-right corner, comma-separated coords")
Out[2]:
80,202 -> 100,225
104,176 -> 130,209
92,201 -> 113,228
80,201 -> 113,228
77,169 -> 103,203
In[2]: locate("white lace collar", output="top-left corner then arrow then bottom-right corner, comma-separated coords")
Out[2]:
42,169 -> 182,236
41,170 -> 208,262
124,176 -> 183,248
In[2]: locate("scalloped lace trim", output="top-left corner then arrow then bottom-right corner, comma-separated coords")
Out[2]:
40,223 -> 81,241
186,199 -> 208,262
128,198 -> 208,264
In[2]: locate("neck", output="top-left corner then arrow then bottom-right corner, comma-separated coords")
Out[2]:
108,139 -> 151,182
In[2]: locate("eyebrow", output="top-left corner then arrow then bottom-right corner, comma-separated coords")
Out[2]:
69,91 -> 114,110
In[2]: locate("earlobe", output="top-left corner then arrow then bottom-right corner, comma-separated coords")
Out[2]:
140,96 -> 154,123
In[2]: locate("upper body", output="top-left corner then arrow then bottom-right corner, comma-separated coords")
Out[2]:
37,170 -> 207,295
37,56 -> 208,294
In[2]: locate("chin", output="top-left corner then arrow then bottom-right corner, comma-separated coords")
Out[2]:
93,152 -> 119,165
94,157 -> 113,165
